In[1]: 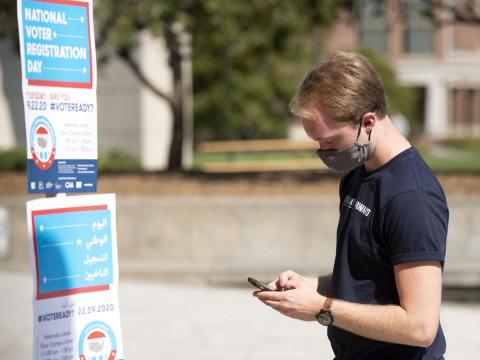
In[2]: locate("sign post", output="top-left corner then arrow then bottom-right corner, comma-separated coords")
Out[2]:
17,1 -> 125,359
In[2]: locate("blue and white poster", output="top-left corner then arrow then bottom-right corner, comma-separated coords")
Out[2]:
34,207 -> 113,299
17,0 -> 97,193
27,194 -> 124,360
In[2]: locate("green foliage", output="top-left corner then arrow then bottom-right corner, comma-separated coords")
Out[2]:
440,138 -> 480,151
192,1 -> 348,141
0,148 -> 27,171
0,0 -> 17,38
416,139 -> 480,173
97,149 -> 140,173
0,148 -> 139,173
7,0 -> 356,143
5,1 -> 404,145
192,1 -> 416,142
95,0 -> 190,55
420,151 -> 480,173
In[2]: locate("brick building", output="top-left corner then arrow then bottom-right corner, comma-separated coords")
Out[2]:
324,0 -> 480,138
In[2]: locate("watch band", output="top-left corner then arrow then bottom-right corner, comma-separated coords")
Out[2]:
316,297 -> 334,326
323,297 -> 333,311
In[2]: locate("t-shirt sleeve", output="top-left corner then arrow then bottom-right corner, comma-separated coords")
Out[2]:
383,190 -> 448,266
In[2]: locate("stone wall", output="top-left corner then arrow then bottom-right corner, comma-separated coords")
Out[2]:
1,195 -> 478,286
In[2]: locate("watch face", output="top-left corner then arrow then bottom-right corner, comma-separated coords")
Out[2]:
317,310 -> 333,326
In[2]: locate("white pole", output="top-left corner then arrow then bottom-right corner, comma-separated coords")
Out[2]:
180,27 -> 194,170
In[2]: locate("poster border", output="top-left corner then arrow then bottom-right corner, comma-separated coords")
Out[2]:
31,204 -> 110,300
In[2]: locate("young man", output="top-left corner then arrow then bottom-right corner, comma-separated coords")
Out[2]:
254,52 -> 448,359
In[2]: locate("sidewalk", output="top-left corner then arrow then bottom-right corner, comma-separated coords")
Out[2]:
0,270 -> 478,359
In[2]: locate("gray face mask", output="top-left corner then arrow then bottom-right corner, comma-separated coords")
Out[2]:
316,120 -> 371,173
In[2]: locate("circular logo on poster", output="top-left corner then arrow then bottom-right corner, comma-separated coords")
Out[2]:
30,116 -> 56,170
78,321 -> 118,360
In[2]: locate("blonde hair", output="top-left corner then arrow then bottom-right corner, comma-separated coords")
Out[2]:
289,51 -> 387,124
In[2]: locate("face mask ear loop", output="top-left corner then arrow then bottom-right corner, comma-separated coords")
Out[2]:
368,129 -> 372,142
355,118 -> 363,141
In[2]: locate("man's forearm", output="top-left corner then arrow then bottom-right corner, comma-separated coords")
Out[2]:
255,269 -> 438,348
330,299 -> 437,347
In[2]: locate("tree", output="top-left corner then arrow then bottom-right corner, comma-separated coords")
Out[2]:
95,0 -> 192,170
1,0 -> 353,170
191,0 -> 354,141
0,0 -> 16,39
10,1 -> 468,169
192,1 -> 307,141
95,0 -> 354,149
95,0 -> 480,162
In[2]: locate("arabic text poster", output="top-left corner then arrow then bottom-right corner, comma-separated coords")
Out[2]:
27,194 -> 124,360
32,206 -> 113,299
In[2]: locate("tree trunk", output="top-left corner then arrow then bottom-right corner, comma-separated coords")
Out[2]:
169,102 -> 184,170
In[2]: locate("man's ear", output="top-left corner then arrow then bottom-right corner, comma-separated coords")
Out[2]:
362,112 -> 376,135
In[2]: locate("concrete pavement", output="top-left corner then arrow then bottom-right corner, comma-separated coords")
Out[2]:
0,270 -> 479,359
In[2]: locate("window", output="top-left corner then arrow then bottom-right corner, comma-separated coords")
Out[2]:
402,0 -> 434,54
449,87 -> 480,135
357,0 -> 387,54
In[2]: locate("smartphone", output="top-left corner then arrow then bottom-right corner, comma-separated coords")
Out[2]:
247,277 -> 277,291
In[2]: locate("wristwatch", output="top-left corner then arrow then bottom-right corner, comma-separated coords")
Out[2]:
316,297 -> 334,326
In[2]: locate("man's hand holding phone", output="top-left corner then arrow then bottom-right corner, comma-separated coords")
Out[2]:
251,270 -> 325,321
248,270 -> 312,292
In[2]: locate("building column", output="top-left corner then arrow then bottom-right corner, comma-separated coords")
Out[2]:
425,80 -> 448,138
454,89 -> 466,136
138,31 -> 173,171
474,89 -> 480,136
387,0 -> 402,60
0,87 -> 16,149
177,25 -> 193,170
0,40 -> 17,150
433,0 -> 449,58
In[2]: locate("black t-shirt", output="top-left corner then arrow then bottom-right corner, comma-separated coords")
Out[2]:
327,147 -> 448,360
